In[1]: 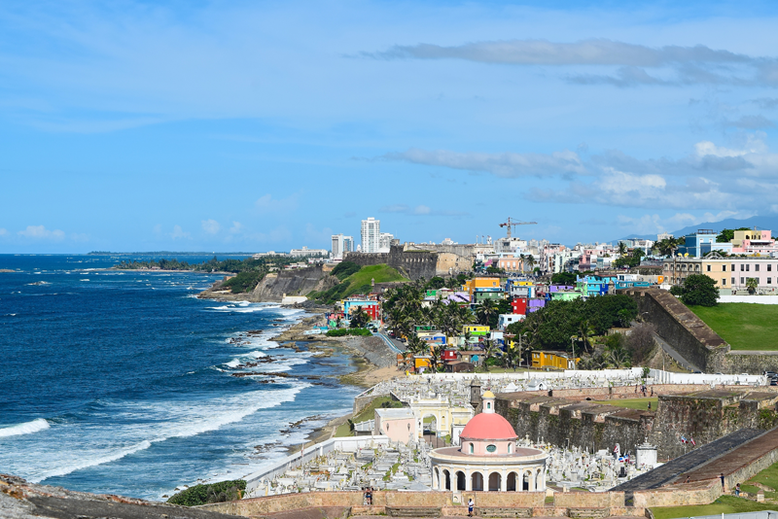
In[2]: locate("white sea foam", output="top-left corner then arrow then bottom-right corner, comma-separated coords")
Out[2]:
20,385 -> 308,484
80,279 -> 90,281
225,358 -> 241,368
0,418 -> 50,438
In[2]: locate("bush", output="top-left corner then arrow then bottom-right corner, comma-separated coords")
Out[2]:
167,480 -> 246,506
325,328 -> 372,337
221,271 -> 264,293
332,261 -> 361,280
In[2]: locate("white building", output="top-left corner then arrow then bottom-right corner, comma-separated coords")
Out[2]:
289,246 -> 328,258
331,234 -> 354,260
361,217 -> 381,253
378,232 -> 394,253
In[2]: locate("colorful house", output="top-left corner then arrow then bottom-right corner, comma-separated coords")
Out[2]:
531,351 -> 576,370
463,325 -> 490,337
511,298 -> 527,315
463,277 -> 502,298
342,296 -> 382,322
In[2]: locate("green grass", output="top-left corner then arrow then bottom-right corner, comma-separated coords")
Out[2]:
593,398 -> 658,410
690,303 -> 778,351
652,496 -> 777,519
352,396 -> 400,423
745,458 -> 778,491
342,264 -> 409,294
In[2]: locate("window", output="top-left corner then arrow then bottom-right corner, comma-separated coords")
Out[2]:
756,264 -> 760,272
469,443 -> 474,454
741,277 -> 745,284
732,264 -> 736,271
747,264 -> 750,271
769,264 -> 773,272
723,265 -> 727,272
768,277 -> 772,284
741,264 -> 745,271
486,444 -> 497,453
732,277 -> 736,286
722,279 -> 726,286
707,265 -> 711,272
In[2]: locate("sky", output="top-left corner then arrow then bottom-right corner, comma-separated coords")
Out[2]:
3,0 -> 778,253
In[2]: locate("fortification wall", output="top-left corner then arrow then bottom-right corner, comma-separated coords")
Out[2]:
618,288 -> 729,372
344,246 -> 438,280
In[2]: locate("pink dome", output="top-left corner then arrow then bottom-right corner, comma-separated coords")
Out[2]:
460,412 -> 517,441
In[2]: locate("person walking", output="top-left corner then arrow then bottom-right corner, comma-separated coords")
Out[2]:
720,473 -> 725,491
468,498 -> 474,517
735,483 -> 741,496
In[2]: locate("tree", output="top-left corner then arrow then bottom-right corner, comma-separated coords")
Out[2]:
617,241 -> 628,256
680,274 -> 719,307
406,334 -> 428,356
525,255 -> 536,272
626,322 -> 656,365
480,339 -> 501,372
426,276 -> 446,290
716,227 -> 750,243
653,237 -> 684,258
551,272 -> 576,285
350,306 -> 370,328
746,277 -> 759,295
476,299 -> 498,327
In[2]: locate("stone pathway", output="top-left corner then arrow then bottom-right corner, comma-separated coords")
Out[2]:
612,428 -> 765,491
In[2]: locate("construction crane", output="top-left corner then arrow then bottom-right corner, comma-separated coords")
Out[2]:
499,217 -> 537,238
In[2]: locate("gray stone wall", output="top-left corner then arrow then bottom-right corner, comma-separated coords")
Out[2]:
251,266 -> 328,302
344,246 -> 438,281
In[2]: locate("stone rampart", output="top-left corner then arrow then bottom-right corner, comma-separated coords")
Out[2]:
633,483 -> 721,508
554,492 -> 625,508
344,246 -> 438,281
618,288 -> 729,372
251,266 -> 331,302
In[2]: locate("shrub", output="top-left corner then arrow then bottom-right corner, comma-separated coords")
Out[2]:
221,271 -> 264,293
325,328 -> 372,337
167,480 -> 246,506
332,261 -> 361,280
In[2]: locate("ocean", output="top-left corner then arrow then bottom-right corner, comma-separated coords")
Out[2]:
0,254 -> 360,500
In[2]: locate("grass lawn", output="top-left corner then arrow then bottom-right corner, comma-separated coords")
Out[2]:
334,395 -> 401,437
344,265 -> 409,295
652,496 -> 777,519
690,303 -> 778,351
593,397 -> 658,410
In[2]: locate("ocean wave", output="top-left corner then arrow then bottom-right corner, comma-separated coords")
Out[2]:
0,418 -> 50,438
224,358 -> 241,368
22,385 -> 309,484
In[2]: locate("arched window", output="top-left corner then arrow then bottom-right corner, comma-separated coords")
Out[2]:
469,443 -> 474,454
486,402 -> 491,410
508,443 -> 513,454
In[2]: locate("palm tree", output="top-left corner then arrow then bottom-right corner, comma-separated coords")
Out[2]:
525,255 -> 536,273
574,318 -> 596,355
476,299 -> 498,327
480,339 -> 501,372
607,347 -> 631,368
617,241 -> 628,256
746,277 -> 759,294
406,334 -> 428,356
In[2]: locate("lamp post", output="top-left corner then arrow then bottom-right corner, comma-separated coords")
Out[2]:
570,336 -> 577,370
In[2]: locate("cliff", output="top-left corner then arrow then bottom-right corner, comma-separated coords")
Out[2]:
250,266 -> 335,303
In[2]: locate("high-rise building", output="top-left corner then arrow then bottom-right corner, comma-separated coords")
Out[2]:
331,234 -> 354,260
361,217 -> 380,253
378,232 -> 394,253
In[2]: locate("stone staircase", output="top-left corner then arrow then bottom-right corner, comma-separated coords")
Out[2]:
476,507 -> 533,518
386,506 -> 441,517
566,508 -> 611,519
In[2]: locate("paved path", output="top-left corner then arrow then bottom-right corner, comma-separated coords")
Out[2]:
612,428 -> 765,491
375,332 -> 405,354
653,332 -> 703,373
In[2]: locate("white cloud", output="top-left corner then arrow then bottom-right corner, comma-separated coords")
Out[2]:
383,148 -> 586,178
17,225 -> 65,241
369,39 -> 773,88
170,225 -> 190,240
0,228 -> 7,237
372,39 -> 750,67
202,219 -> 221,234
617,210 -> 756,235
255,194 -> 299,213
229,221 -> 243,234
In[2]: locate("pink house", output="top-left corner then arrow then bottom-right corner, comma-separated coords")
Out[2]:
374,408 -> 417,444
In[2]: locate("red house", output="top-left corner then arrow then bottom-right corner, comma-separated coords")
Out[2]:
511,298 -> 527,315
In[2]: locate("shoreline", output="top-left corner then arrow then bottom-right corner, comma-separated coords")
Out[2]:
265,312 -> 400,455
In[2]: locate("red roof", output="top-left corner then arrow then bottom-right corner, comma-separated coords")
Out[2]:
460,412 -> 518,441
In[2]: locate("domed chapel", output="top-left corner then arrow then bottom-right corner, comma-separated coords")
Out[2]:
429,391 -> 547,492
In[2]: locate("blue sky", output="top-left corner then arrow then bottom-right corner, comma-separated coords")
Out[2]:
2,1 -> 778,253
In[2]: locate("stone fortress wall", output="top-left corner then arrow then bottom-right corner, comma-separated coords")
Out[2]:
495,386 -> 778,461
619,287 -> 778,374
344,243 -> 475,281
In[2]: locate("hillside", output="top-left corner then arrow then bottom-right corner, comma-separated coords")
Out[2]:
690,303 -> 778,351
310,264 -> 409,304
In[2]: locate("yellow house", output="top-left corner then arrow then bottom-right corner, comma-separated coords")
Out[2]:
463,325 -> 490,336
532,351 -> 576,370
462,277 -> 501,297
